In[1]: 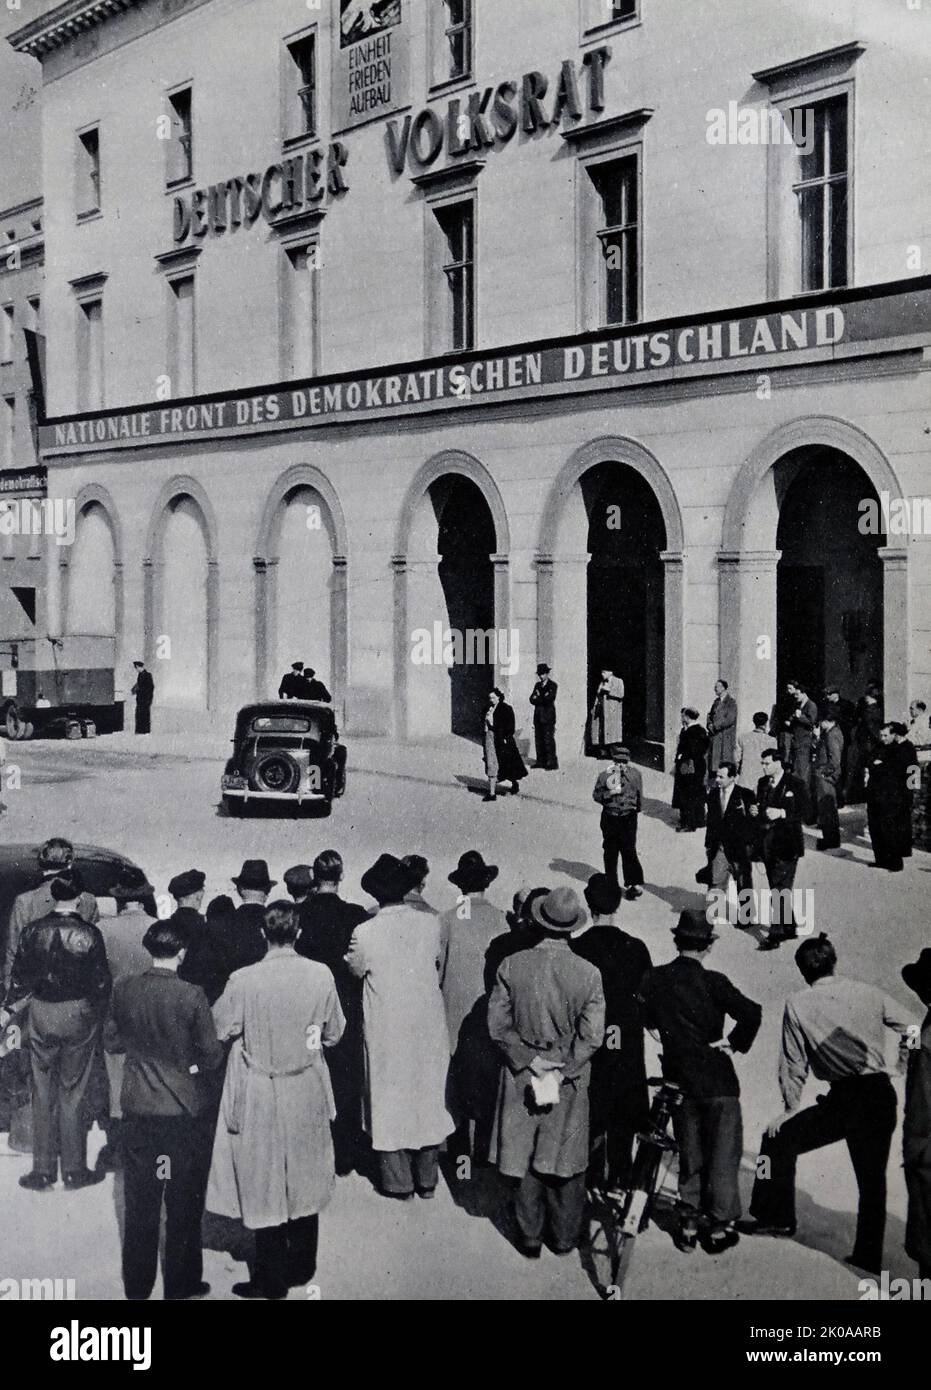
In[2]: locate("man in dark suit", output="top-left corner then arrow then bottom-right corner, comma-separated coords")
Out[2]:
106,917 -> 224,1301
752,749 -> 809,950
704,761 -> 755,908
813,715 -> 844,851
300,666 -> 332,702
783,680 -> 818,801
209,860 -> 272,988
866,724 -> 912,872
131,660 -> 154,735
294,850 -> 369,1174
278,661 -> 305,700
529,664 -> 558,770
173,869 -> 228,1006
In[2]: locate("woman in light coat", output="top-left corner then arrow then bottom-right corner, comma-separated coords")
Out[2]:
588,669 -> 625,756
346,854 -> 454,1198
207,901 -> 345,1300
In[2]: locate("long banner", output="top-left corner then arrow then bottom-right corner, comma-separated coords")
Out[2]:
40,283 -> 931,456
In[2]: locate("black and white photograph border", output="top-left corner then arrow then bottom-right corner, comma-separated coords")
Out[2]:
0,0 -> 929,1333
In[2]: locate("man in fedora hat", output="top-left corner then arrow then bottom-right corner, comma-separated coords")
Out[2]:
96,865 -> 157,1169
593,744 -> 644,899
529,664 -> 559,770
902,948 -> 931,1279
346,855 -> 453,1198
488,887 -> 605,1256
278,661 -> 305,701
639,910 -> 761,1254
438,852 -> 507,1164
295,851 -> 369,1175
742,934 -> 913,1275
210,860 -> 274,991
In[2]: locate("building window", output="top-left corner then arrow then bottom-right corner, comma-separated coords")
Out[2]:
1,304 -> 13,362
282,241 -> 319,379
27,297 -> 41,333
1,397 -> 13,467
588,155 -> 639,325
77,298 -> 104,409
434,0 -> 472,85
167,86 -> 193,186
793,95 -> 849,291
76,126 -> 101,217
584,0 -> 638,34
168,275 -> 195,396
285,32 -> 317,143
433,200 -> 474,351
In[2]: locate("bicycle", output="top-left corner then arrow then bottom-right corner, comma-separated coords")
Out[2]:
586,1075 -> 683,1298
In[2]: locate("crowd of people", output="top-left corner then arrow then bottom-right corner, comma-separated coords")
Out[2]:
0,827 -> 928,1299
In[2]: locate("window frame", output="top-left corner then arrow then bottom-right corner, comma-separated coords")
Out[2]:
0,395 -> 14,469
580,0 -> 640,43
281,24 -> 320,151
576,141 -> 643,331
278,231 -> 321,381
430,0 -> 474,94
166,270 -> 197,398
0,303 -> 14,364
165,82 -> 194,191
425,189 -> 477,355
75,122 -> 102,221
764,75 -> 856,299
71,273 -> 107,412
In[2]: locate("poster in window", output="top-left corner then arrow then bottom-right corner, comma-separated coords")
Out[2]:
333,0 -> 409,132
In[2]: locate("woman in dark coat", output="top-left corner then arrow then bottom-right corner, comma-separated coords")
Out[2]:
482,688 -> 527,802
672,707 -> 710,831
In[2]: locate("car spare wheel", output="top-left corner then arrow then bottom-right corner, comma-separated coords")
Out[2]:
248,751 -> 301,795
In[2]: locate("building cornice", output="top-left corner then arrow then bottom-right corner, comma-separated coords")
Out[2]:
8,0 -> 142,57
752,41 -> 866,87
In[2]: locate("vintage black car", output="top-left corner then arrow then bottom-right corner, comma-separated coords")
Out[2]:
220,701 -> 347,816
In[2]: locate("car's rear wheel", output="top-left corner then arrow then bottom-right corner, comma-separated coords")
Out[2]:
247,751 -> 301,795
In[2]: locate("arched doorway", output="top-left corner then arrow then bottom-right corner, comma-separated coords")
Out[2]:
254,465 -> 348,708
538,439 -> 684,768
273,486 -> 334,690
584,462 -> 667,754
776,449 -> 884,699
157,495 -> 210,709
68,501 -> 117,636
720,418 -> 909,728
395,453 -> 510,744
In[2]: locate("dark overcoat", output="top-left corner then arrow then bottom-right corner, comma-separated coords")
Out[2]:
491,701 -> 528,783
904,1011 -> 931,1270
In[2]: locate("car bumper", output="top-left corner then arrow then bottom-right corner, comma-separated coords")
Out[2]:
222,788 -> 330,803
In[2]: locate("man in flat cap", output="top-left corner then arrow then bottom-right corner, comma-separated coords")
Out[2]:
529,664 -> 559,770
593,744 -> 644,900
299,667 -> 332,703
278,662 -> 305,701
639,910 -> 761,1254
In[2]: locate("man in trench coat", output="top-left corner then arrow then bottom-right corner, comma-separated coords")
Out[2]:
706,679 -> 738,781
488,887 -> 605,1257
345,855 -> 454,1198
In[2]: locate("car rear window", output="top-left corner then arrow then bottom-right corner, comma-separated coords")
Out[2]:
251,716 -> 322,735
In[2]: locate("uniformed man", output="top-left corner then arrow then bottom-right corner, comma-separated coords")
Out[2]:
131,660 -> 154,735
278,661 -> 305,700
300,666 -> 332,702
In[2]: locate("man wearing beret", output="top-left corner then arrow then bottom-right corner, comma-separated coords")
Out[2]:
639,911 -> 761,1254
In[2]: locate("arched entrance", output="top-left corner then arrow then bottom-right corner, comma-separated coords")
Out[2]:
394,453 -> 510,743
67,498 -> 118,637
776,450 -> 884,698
720,417 -> 909,726
254,465 -> 348,707
538,439 -> 685,768
144,478 -> 218,713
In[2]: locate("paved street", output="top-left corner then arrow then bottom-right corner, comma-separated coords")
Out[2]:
1,733 -> 927,1300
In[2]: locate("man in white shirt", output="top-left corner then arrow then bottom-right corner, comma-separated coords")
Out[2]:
742,934 -> 914,1274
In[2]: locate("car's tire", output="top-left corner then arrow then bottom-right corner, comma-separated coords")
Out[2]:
247,751 -> 301,796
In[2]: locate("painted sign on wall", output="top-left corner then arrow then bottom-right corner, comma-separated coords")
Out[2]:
333,0 -> 409,132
